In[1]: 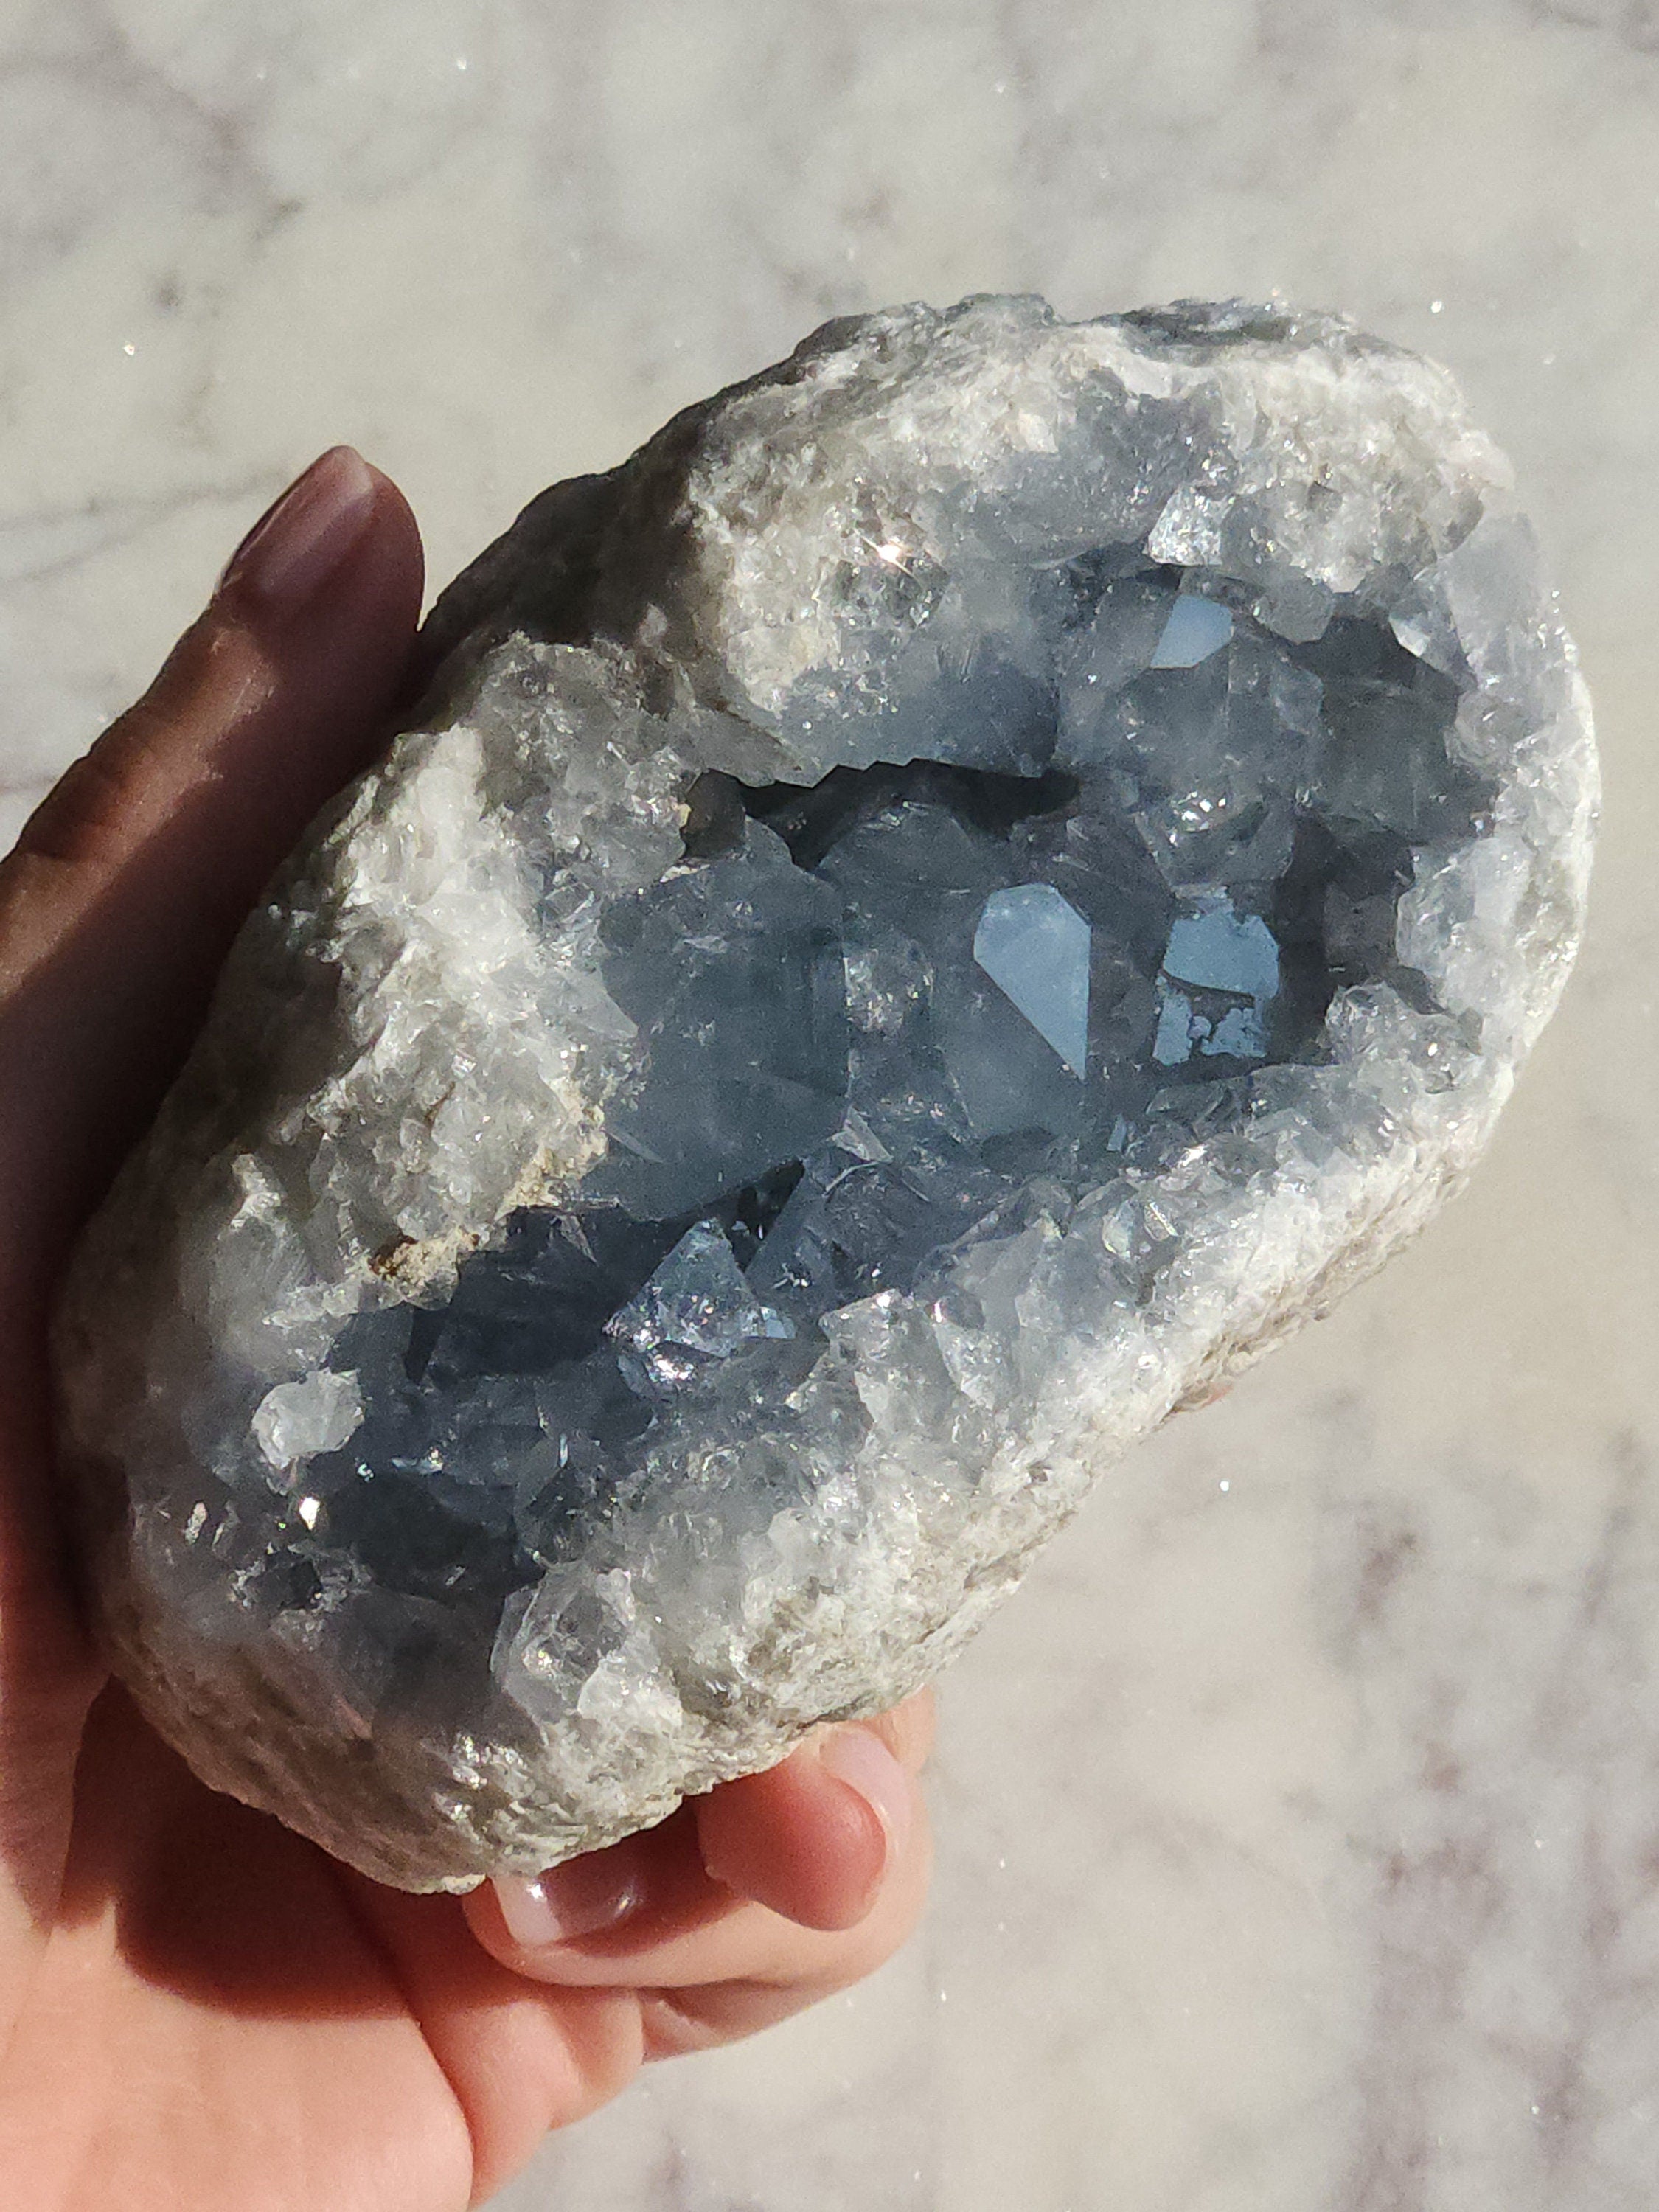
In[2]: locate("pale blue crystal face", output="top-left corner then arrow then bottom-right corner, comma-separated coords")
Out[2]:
1153,897 -> 1282,1067
302,565 -> 1489,1638
1150,593 -> 1234,669
973,883 -> 1091,1077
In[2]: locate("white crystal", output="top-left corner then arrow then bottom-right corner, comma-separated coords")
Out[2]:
252,1372 -> 364,1472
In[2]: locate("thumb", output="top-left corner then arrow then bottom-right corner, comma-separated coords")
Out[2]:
0,447 -> 423,1295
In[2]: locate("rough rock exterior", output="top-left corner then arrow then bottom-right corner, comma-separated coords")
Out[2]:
56,299 -> 1597,1891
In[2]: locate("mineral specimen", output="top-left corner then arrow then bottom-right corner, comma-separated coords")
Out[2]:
56,298 -> 1597,1891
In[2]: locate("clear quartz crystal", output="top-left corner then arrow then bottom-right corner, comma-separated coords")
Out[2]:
55,297 -> 1596,1890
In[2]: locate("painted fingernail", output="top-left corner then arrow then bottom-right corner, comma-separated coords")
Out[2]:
490,1855 -> 645,1949
816,1725 -> 913,1870
218,447 -> 380,622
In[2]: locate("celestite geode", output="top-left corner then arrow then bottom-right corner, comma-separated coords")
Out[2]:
57,299 -> 1596,1891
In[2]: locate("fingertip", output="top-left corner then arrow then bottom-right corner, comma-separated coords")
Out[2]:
356,459 -> 427,631
817,1724 -> 913,1865
458,1817 -> 698,1983
0,448 -> 429,1266
695,1729 -> 909,1934
216,446 -> 424,643
483,1848 -> 648,1956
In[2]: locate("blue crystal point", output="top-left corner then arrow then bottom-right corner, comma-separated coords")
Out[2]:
973,883 -> 1091,1077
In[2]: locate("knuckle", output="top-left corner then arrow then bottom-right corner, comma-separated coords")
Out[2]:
13,749 -> 136,871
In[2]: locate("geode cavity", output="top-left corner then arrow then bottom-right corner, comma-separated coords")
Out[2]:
57,298 -> 1596,1890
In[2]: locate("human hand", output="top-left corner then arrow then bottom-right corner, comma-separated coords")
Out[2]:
0,450 -> 934,2210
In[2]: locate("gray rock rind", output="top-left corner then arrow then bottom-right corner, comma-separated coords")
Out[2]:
56,298 -> 1597,1892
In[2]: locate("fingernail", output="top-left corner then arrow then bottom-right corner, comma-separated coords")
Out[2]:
490,1855 -> 645,1949
218,447 -> 380,622
817,1725 -> 913,1870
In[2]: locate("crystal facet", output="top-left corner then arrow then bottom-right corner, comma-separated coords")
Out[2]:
973,883 -> 1091,1076
55,298 -> 1597,1890
1150,594 -> 1234,669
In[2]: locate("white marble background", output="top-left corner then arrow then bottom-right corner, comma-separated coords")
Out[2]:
1,2 -> 1653,2205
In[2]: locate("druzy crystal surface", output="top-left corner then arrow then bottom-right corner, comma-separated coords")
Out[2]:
58,299 -> 1596,1889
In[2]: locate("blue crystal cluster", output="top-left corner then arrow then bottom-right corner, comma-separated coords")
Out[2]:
58,296 -> 1595,1889
312,567 -> 1483,1641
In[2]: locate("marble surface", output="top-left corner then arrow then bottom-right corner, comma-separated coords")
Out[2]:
1,4 -> 1651,2206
